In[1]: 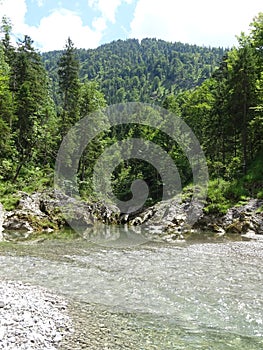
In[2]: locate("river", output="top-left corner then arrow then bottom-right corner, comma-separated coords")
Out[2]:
0,227 -> 262,349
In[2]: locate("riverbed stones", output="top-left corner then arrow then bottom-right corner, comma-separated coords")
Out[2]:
0,280 -> 72,349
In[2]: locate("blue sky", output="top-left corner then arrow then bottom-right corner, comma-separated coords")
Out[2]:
0,0 -> 262,52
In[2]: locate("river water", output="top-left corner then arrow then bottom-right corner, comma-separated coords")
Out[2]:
0,228 -> 263,349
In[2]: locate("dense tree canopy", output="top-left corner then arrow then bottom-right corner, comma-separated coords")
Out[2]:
42,38 -> 226,105
0,13 -> 262,211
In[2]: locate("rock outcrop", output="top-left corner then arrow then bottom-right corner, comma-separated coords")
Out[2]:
1,190 -> 121,240
222,199 -> 263,236
1,190 -> 262,242
194,199 -> 263,237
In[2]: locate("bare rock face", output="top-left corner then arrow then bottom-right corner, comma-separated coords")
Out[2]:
223,199 -> 263,235
1,190 -> 121,240
194,199 -> 263,237
123,198 -> 205,242
2,192 -> 51,238
1,189 -> 262,242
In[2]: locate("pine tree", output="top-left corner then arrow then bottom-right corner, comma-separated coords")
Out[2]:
227,35 -> 259,174
0,44 -> 14,178
0,16 -> 15,65
78,80 -> 107,191
12,35 -> 55,181
58,37 -> 81,134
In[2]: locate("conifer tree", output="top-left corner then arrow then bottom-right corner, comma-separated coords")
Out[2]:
58,37 -> 81,134
227,35 -> 259,174
12,35 -> 55,181
0,44 -> 14,178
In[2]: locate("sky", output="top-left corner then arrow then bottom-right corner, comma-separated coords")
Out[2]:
0,0 -> 262,52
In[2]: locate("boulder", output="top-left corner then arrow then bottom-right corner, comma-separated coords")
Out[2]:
222,199 -> 263,235
1,190 -> 121,239
127,198 -> 203,241
2,192 -> 53,237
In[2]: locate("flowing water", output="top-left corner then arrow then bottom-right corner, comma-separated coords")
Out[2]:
0,228 -> 263,349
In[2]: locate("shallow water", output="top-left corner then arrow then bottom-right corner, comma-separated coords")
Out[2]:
0,228 -> 263,349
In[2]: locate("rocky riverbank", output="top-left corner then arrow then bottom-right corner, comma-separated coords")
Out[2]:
0,280 -> 72,349
0,190 -> 262,242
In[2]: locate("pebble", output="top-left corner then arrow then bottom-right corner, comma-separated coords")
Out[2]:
0,281 -> 72,350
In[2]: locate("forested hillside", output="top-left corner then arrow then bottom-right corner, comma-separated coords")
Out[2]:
0,13 -> 262,214
42,38 -> 225,105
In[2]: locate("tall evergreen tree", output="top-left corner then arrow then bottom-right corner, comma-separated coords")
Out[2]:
227,34 -> 259,174
12,35 -> 55,181
58,37 -> 81,134
0,44 -> 14,178
0,16 -> 15,65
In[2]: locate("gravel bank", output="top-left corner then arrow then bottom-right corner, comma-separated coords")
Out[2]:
0,281 -> 150,350
0,281 -> 72,350
59,300 -> 169,350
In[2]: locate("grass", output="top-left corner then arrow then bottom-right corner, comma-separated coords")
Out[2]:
204,150 -> 263,215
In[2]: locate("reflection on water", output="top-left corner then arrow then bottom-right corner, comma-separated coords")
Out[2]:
83,222 -> 149,247
0,226 -> 263,349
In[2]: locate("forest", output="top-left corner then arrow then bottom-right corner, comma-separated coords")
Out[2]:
0,13 -> 262,214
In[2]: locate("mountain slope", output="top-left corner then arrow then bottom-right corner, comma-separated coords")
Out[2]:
42,38 -> 226,104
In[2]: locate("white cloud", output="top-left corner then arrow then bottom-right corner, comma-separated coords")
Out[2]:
27,9 -> 104,51
129,0 -> 263,47
2,0 -> 260,52
0,0 -> 105,51
92,17 -> 107,33
88,0 -> 132,24
0,0 -> 28,38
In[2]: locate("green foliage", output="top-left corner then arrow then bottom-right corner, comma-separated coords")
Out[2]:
42,38 -> 225,105
58,37 -> 81,134
0,14 -> 262,216
0,181 -> 20,210
205,179 -> 233,214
